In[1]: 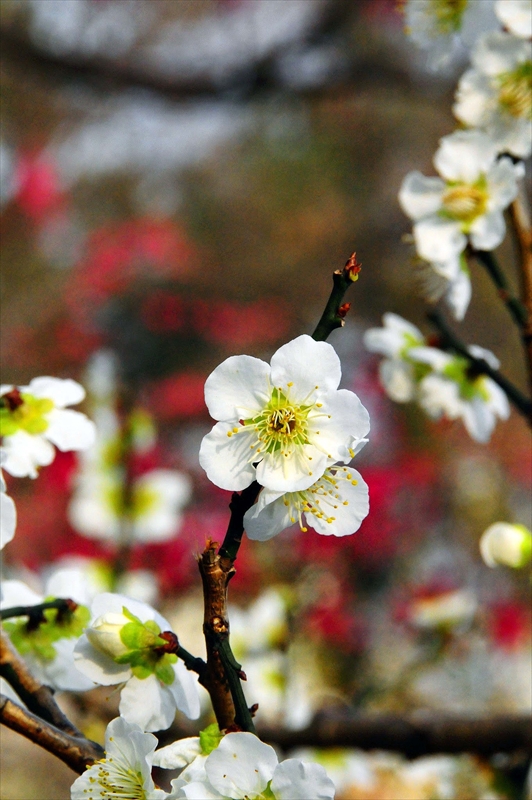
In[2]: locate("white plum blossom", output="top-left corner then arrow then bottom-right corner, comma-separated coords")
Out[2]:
244,464 -> 369,541
409,587 -> 478,629
0,580 -> 94,692
399,129 -> 524,264
69,466 -> 192,543
70,716 -> 167,800
403,0 -> 499,71
454,31 -> 532,158
74,593 -> 200,732
480,521 -> 532,567
363,313 -> 426,402
199,335 -> 369,493
0,377 -> 95,478
0,452 -> 16,549
167,732 -> 336,800
409,344 -> 510,442
495,0 -> 532,38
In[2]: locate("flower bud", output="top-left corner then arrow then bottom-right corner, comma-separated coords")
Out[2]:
480,522 -> 532,569
85,611 -> 131,660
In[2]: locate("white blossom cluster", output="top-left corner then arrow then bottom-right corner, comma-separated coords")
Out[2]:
367,0 -> 531,443
200,334 -> 370,541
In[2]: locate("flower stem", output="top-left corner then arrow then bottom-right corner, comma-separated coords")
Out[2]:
473,249 -> 528,329
427,310 -> 532,423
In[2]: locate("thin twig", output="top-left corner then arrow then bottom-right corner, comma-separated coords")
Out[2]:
0,598 -> 77,622
0,695 -> 104,774
508,196 -> 532,398
472,249 -> 528,328
427,310 -> 532,423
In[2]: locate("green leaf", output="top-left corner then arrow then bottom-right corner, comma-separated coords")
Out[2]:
199,723 -> 223,755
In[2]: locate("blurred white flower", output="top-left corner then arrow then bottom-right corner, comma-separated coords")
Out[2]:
69,465 -> 192,543
480,521 -> 532,567
399,129 -> 524,263
71,716 -> 167,800
409,587 -> 478,629
0,579 -> 94,692
454,31 -> 532,158
0,452 -> 16,549
410,344 -> 510,442
363,313 -> 426,402
403,0 -> 498,70
74,593 -> 200,732
417,253 -> 472,321
495,0 -> 532,38
0,377 -> 95,478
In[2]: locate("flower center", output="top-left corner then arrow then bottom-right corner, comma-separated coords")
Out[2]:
498,61 -> 532,119
442,358 -> 490,402
441,181 -> 488,226
283,467 -> 358,531
90,756 -> 147,799
244,388 -> 311,456
0,392 -> 54,437
432,0 -> 468,34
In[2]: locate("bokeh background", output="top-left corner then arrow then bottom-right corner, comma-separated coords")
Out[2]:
1,1 -> 530,798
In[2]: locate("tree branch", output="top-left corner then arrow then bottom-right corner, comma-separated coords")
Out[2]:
0,695 -> 104,775
257,712 -> 532,757
0,628 -> 81,737
427,310 -> 532,424
508,196 -> 532,398
0,598 -> 78,622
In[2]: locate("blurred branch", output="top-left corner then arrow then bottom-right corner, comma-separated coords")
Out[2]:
472,249 -> 527,330
0,598 -> 78,622
0,628 -> 80,737
0,9 -> 414,104
257,712 -> 532,757
0,694 -> 104,775
427,310 -> 532,424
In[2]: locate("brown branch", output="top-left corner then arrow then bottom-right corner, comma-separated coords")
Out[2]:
0,695 -> 104,774
257,712 -> 532,757
509,196 -> 532,398
0,628 -> 81,737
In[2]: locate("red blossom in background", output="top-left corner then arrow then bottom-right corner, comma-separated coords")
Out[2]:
14,150 -> 67,223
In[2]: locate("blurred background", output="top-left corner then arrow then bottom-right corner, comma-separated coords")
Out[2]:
0,1 -> 530,798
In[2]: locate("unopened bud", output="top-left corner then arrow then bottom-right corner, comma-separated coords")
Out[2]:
85,611 -> 131,659
344,252 -> 362,282
338,303 -> 351,319
480,522 -> 532,569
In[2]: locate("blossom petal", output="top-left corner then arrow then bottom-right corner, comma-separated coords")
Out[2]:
379,359 -> 416,402
270,335 -> 342,398
199,422 -> 257,491
73,634 -> 131,685
453,69 -> 492,127
307,389 -> 370,462
0,491 -> 16,550
255,444 -> 328,493
434,130 -> 496,183
26,377 -> 86,407
398,171 -> 444,221
413,217 -> 466,262
305,468 -> 369,537
204,355 -> 270,421
167,659 -> 201,720
120,674 -> 176,732
469,210 -> 506,251
495,0 -> 532,38
206,732 -> 278,799
445,268 -> 472,321
45,409 -> 96,452
487,157 -> 522,212
1,431 -> 55,478
461,397 -> 496,443
153,737 -> 202,769
271,759 -> 336,800
244,491 -> 293,541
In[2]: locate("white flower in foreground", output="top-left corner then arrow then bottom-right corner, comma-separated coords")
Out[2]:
199,335 -> 369,493
410,344 -> 510,442
0,453 -> 16,549
244,464 -> 369,541
71,716 -> 167,800
454,32 -> 532,158
74,593 -> 200,732
363,313 -> 426,402
0,580 -> 94,692
0,377 -> 95,478
480,521 -> 532,567
403,0 -> 498,71
168,732 -> 335,800
399,129 -> 524,263
495,0 -> 532,38
69,466 -> 192,543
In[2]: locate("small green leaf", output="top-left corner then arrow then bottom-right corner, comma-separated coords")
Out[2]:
199,723 -> 223,755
